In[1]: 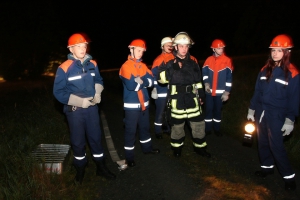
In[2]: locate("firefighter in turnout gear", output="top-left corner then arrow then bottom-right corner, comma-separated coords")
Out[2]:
53,33 -> 116,184
202,39 -> 233,136
247,34 -> 299,191
158,32 -> 211,158
151,37 -> 175,139
119,39 -> 160,167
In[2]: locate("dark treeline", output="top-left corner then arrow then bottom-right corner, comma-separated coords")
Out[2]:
1,0 -> 299,80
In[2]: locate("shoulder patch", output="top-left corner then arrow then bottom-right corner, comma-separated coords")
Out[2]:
190,55 -> 198,64
152,55 -> 164,69
59,60 -> 74,73
289,63 -> 299,78
90,60 -> 97,67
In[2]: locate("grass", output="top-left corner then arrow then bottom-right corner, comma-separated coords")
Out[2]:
1,52 -> 300,199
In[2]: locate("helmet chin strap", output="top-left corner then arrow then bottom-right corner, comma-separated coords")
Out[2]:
213,49 -> 222,57
130,47 -> 136,59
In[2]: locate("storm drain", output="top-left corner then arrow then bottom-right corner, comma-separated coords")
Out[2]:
31,144 -> 71,174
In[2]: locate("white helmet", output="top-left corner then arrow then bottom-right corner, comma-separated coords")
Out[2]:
161,37 -> 173,48
173,32 -> 194,46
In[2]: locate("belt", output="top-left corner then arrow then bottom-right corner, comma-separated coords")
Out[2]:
176,85 -> 193,93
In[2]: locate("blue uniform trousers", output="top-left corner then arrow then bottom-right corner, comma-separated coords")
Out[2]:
204,95 -> 223,132
124,109 -> 153,161
64,105 -> 104,167
154,97 -> 170,134
256,110 -> 295,180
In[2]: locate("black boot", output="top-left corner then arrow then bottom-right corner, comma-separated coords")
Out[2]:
95,160 -> 116,180
172,146 -> 182,157
194,147 -> 211,158
74,164 -> 86,184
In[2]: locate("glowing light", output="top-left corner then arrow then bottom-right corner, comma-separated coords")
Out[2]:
245,123 -> 255,133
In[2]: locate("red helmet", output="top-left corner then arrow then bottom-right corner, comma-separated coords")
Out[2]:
211,39 -> 225,48
128,39 -> 146,51
269,34 -> 293,48
67,33 -> 88,48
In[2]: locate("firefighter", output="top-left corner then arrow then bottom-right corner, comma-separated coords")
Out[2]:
53,33 -> 116,184
202,39 -> 233,136
247,34 -> 299,191
151,37 -> 175,139
158,32 -> 211,158
119,39 -> 160,167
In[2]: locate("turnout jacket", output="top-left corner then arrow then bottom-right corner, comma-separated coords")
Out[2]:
249,64 -> 300,121
151,52 -> 174,98
53,53 -> 103,105
202,53 -> 233,96
119,55 -> 154,111
159,52 -> 205,119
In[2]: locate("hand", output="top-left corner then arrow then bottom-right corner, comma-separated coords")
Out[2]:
151,88 -> 158,99
82,97 -> 95,108
134,76 -> 143,84
199,98 -> 204,105
247,108 -> 255,122
93,84 -> 103,104
92,93 -> 101,104
282,118 -> 294,136
204,83 -> 211,93
221,91 -> 229,102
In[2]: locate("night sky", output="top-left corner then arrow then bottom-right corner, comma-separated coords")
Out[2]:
1,0 -> 300,78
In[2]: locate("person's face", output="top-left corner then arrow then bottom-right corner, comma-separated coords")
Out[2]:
176,44 -> 189,57
131,47 -> 145,60
69,43 -> 87,61
162,42 -> 173,53
271,48 -> 284,62
213,47 -> 224,56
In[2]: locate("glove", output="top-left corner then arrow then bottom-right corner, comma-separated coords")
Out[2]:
204,83 -> 211,93
92,84 -> 104,104
68,94 -> 95,108
151,88 -> 158,99
282,118 -> 294,136
247,108 -> 255,122
221,91 -> 229,102
134,76 -> 143,84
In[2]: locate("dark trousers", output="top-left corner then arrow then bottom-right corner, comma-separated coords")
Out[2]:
64,105 -> 104,167
154,97 -> 169,134
204,95 -> 223,132
124,109 -> 152,161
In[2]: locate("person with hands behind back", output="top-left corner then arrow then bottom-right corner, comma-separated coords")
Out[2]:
247,34 -> 299,191
119,39 -> 160,167
53,33 -> 116,184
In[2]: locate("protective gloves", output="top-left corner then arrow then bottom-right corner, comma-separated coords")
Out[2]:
68,94 -> 95,108
151,87 -> 158,99
92,84 -> 104,104
221,91 -> 230,102
204,83 -> 211,93
282,118 -> 294,136
247,108 -> 255,122
134,76 -> 143,84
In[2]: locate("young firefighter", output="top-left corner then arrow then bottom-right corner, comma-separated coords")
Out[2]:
202,39 -> 233,136
247,34 -> 299,191
119,39 -> 160,167
158,32 -> 211,158
53,33 -> 116,184
151,37 -> 174,139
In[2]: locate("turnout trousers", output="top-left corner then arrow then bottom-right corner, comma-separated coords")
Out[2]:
124,109 -> 153,161
256,110 -> 295,181
64,105 -> 104,167
154,97 -> 170,134
204,95 -> 223,132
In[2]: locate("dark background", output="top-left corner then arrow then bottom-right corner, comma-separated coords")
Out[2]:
1,0 -> 300,79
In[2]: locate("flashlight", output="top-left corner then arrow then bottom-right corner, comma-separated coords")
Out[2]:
243,122 -> 255,146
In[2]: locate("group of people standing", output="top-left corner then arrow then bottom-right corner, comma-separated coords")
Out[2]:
53,32 -> 298,191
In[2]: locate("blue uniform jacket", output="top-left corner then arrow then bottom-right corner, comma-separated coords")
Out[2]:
249,64 -> 300,121
53,53 -> 103,104
119,55 -> 154,111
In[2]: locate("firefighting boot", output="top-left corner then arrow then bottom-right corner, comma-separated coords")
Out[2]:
194,147 -> 211,158
95,160 -> 116,180
172,146 -> 182,157
74,164 -> 86,184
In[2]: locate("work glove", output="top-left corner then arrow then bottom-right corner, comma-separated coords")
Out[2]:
281,118 -> 294,136
151,87 -> 158,99
92,84 -> 104,104
134,76 -> 143,84
221,91 -> 230,102
247,108 -> 255,122
68,94 -> 95,108
204,83 -> 211,93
